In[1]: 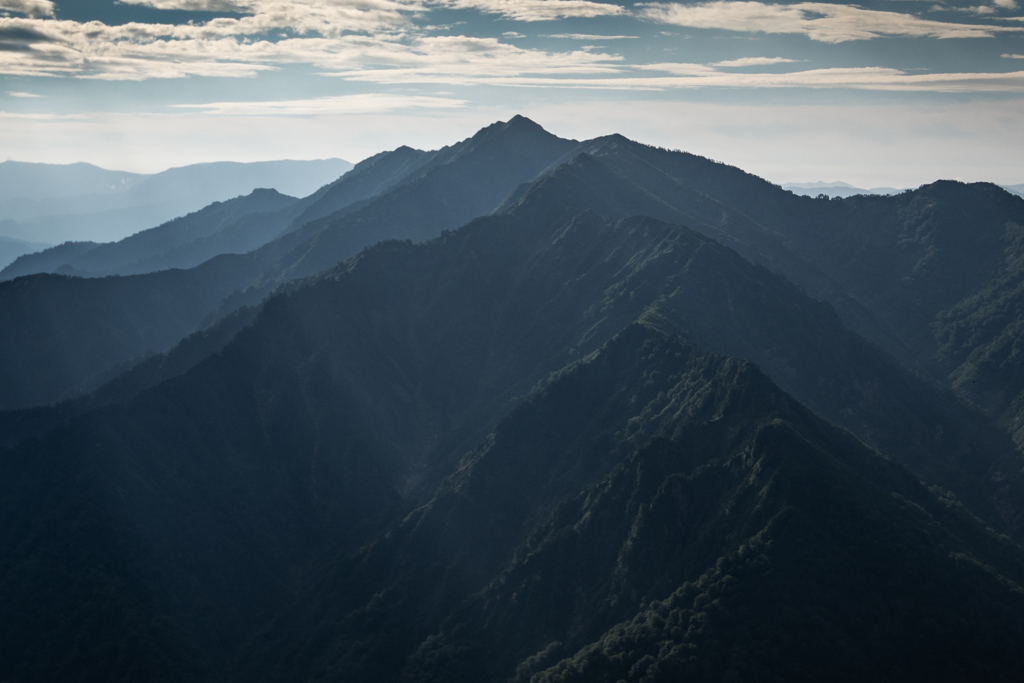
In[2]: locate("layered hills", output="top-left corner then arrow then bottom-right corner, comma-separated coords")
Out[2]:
0,234 -> 49,271
0,158 -> 352,245
0,117 -> 580,410
3,118 -> 1024,680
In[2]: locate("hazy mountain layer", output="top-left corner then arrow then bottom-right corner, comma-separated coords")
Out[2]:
782,181 -> 905,197
0,161 -> 142,203
0,189 -> 300,281
0,235 -> 49,271
0,158 -> 352,244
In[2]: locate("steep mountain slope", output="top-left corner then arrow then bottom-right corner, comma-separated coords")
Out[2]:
5,153 -> 1024,681
240,115 -> 580,291
935,218 -> 1024,446
288,145 -> 437,228
374,325 -> 1024,683
6,116 -> 1024,683
0,256 -> 264,410
5,143 -> 1020,528
521,137 -> 1024,456
0,188 -> 299,280
5,307 -> 1024,682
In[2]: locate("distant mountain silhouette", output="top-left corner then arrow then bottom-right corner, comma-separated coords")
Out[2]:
0,158 -> 352,244
782,180 -> 906,197
0,161 -> 142,203
1003,182 -> 1024,198
0,234 -> 49,270
0,188 -> 299,280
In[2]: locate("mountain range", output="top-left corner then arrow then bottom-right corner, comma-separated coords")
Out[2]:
0,158 -> 353,250
3,117 -> 1024,681
782,181 -> 906,198
785,180 -> 1024,200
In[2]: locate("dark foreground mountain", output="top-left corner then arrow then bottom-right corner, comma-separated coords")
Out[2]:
3,158 -> 1024,681
0,256 -> 263,410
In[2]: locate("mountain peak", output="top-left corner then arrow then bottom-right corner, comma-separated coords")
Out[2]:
468,115 -> 560,146
249,187 -> 284,197
505,114 -> 543,130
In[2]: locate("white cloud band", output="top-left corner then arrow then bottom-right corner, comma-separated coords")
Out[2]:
0,0 -> 53,17
432,0 -> 624,21
636,1 -> 1024,42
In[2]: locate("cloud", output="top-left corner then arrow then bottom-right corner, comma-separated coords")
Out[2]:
172,92 -> 466,114
2,0 -> 1020,88
322,55 -> 1024,92
712,56 -> 798,67
117,0 -> 252,10
544,33 -> 639,39
635,1 -> 1024,42
0,1 -> 631,81
627,65 -> 1024,92
0,23 -> 54,53
323,35 -> 625,84
0,0 -> 53,17
502,30 -> 525,37
993,0 -> 1018,8
432,0 -> 625,21
0,1 -> 434,79
325,53 -> 1024,92
6,89 -> 40,96
1004,52 -> 1024,57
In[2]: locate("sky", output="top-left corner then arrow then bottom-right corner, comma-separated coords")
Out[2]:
0,0 -> 1022,187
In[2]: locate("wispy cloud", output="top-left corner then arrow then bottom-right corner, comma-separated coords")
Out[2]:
636,1 -> 1024,43
712,56 -> 798,67
543,33 -> 639,39
117,0 -> 251,10
328,57 -> 1024,93
0,0 -> 54,17
1004,53 -> 1024,58
632,65 -> 1024,92
927,0 -> 1021,12
322,35 -> 624,84
0,110 -> 86,119
172,92 -> 466,115
6,90 -> 41,96
432,0 -> 625,21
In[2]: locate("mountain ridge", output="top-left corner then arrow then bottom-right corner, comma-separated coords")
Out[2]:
4,118 -> 1024,681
